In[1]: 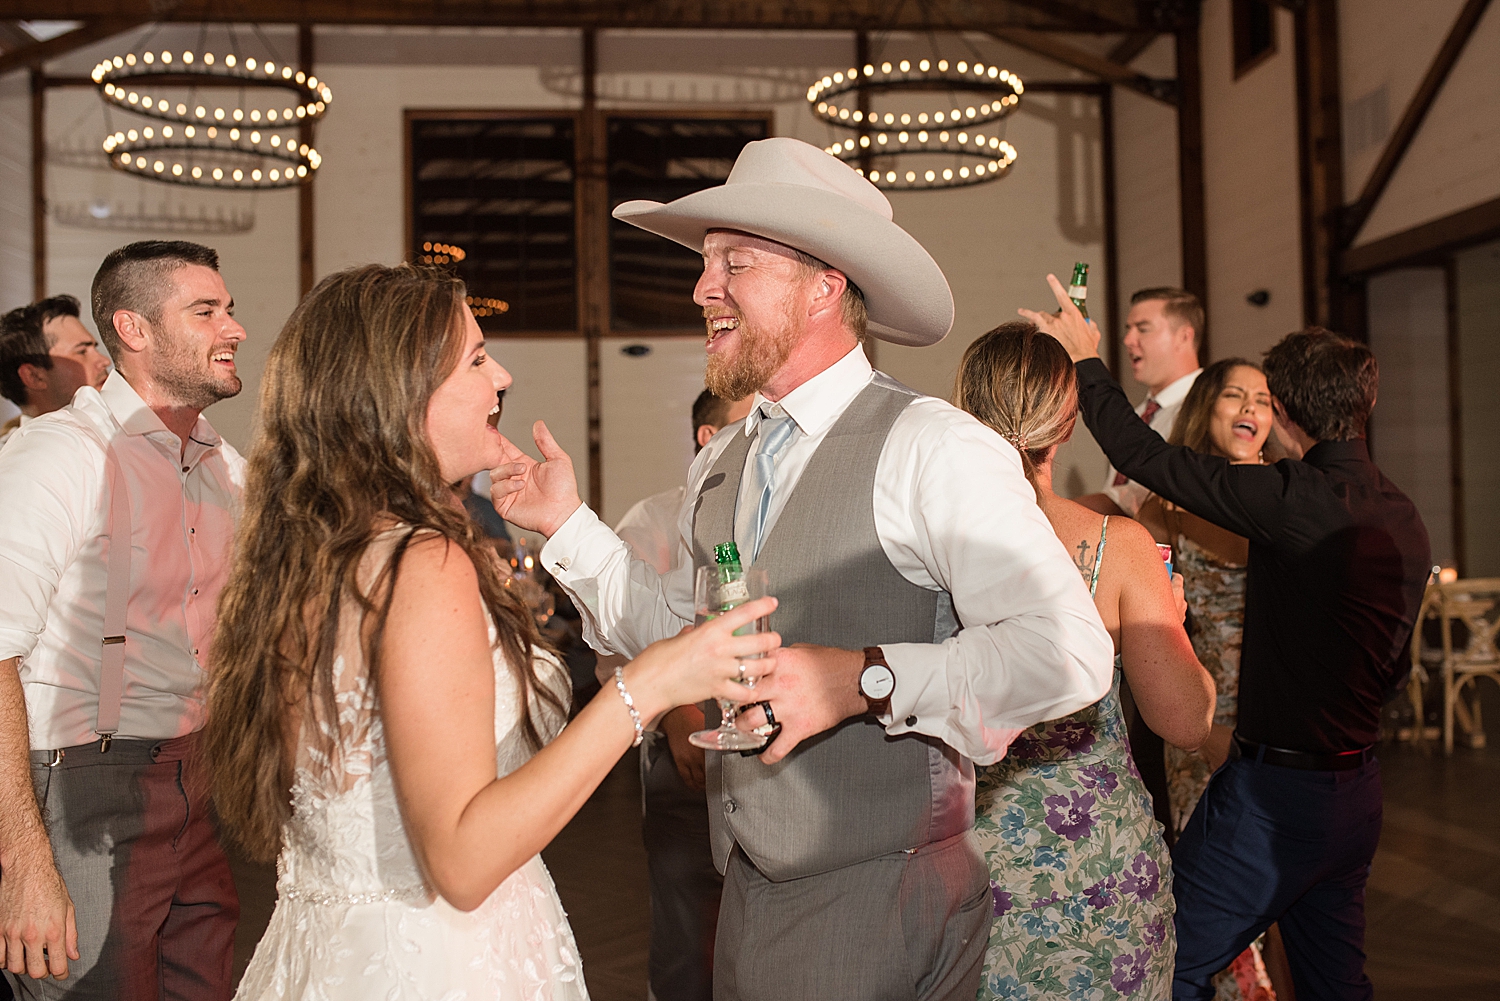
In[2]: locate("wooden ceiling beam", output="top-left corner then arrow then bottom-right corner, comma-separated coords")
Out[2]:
1107,31 -> 1158,64
1340,0 -> 1492,248
0,0 -> 1170,32
990,28 -> 1177,103
0,18 -> 143,76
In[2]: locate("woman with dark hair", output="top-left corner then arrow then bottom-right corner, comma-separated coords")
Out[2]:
205,264 -> 778,999
1135,358 -> 1287,1000
1137,358 -> 1272,832
956,321 -> 1214,1000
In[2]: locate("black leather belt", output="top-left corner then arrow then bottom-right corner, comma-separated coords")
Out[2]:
1233,735 -> 1375,771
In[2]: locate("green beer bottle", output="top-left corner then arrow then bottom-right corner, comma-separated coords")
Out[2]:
1069,262 -> 1090,320
714,542 -> 743,572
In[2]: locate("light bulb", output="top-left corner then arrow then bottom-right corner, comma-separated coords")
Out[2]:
213,167 -> 224,179
899,60 -> 910,72
924,170 -> 935,181
881,62 -> 892,73
246,57 -> 257,70
172,163 -> 183,176
191,166 -> 202,178
204,52 -> 215,65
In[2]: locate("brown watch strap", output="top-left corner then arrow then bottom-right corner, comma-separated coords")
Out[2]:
861,646 -> 892,717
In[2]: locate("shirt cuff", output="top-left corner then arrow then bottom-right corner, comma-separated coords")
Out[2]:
880,640 -> 1028,765
539,504 -> 609,577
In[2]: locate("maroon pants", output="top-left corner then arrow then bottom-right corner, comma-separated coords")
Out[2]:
14,733 -> 238,1001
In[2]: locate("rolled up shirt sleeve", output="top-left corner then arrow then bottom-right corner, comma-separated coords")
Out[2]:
0,424 -> 98,662
874,402 -> 1115,765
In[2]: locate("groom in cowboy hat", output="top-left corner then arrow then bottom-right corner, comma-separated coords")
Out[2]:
493,138 -> 1112,1001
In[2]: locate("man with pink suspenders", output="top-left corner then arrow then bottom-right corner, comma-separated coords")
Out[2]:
0,242 -> 246,999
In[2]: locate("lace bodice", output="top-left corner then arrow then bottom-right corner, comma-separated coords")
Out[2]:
235,531 -> 586,1001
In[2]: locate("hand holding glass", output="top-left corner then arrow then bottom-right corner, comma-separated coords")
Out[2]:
690,566 -> 774,751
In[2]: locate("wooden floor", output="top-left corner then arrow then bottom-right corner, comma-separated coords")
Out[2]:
231,703 -> 1500,1000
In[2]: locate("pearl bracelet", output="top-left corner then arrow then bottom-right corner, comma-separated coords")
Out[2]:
613,665 -> 644,747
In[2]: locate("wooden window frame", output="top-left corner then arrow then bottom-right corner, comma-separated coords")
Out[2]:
1232,0 -> 1278,80
601,108 -> 773,338
404,108 -> 582,339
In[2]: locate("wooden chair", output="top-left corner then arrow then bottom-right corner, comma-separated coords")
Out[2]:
1417,578 -> 1500,754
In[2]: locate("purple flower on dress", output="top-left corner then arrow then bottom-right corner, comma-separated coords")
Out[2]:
1078,762 -> 1119,798
991,881 -> 1014,917
1083,876 -> 1117,908
1010,733 -> 1047,760
1118,852 -> 1162,902
1043,790 -> 1099,842
1044,720 -> 1097,754
1110,948 -> 1152,993
1144,918 -> 1167,948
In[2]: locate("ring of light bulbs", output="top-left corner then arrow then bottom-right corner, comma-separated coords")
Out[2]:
101,119 -> 320,188
807,57 -> 1022,190
91,47 -> 329,188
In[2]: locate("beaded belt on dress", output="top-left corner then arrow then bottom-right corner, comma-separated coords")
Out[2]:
276,860 -> 428,906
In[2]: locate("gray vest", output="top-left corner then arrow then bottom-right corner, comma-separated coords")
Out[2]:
692,378 -> 974,882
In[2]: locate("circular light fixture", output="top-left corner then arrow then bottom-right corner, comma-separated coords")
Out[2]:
421,241 -> 468,264
92,50 -> 332,127
464,294 -> 510,317
807,57 -> 1022,191
101,128 -> 321,189
92,42 -> 331,188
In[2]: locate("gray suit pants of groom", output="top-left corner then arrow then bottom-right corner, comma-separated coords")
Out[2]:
713,830 -> 990,1001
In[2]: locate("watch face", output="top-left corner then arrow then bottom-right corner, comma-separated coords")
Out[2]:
861,664 -> 895,700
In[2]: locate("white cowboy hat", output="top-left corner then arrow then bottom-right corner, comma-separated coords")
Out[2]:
611,137 -> 954,347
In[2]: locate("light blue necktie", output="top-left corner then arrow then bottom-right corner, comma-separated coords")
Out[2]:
747,408 -> 797,561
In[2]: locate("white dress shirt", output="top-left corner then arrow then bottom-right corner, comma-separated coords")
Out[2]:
0,371 -> 245,748
543,345 -> 1113,765
1100,367 -> 1201,516
614,485 -> 687,576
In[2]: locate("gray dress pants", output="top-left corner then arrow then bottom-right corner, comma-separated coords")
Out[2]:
7,734 -> 238,1001
714,831 -> 990,1001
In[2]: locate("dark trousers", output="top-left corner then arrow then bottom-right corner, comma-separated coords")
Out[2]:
7,734 -> 238,1001
1171,747 -> 1382,1001
641,733 -> 722,1001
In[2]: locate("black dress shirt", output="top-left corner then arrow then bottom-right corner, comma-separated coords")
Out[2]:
1075,358 -> 1431,753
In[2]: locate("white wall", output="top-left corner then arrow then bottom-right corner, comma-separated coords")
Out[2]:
1365,267 -> 1453,567
1198,0 -> 1305,362
1454,239 -> 1500,577
1347,0 -> 1500,246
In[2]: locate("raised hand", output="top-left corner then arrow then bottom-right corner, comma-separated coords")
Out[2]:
489,420 -> 583,538
1017,273 -> 1103,363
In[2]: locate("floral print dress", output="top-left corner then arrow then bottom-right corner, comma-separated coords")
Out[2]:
974,517 -> 1175,1000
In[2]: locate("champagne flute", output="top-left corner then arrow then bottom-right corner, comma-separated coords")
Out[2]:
688,565 -> 772,752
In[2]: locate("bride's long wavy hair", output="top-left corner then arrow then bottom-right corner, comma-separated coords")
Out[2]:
204,263 -> 565,862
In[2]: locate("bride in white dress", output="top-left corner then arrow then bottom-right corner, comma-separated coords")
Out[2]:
203,264 -> 778,1000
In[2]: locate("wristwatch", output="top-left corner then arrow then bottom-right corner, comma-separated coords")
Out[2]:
859,646 -> 895,717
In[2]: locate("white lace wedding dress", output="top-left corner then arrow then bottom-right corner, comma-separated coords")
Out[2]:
235,534 -> 588,1000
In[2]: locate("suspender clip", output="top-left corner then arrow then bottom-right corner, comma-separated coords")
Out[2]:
98,733 -> 114,753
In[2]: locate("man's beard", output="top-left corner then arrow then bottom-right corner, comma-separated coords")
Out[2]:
155,336 -> 242,410
704,296 -> 802,401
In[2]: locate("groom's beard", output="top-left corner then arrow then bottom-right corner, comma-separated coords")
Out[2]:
705,296 -> 803,401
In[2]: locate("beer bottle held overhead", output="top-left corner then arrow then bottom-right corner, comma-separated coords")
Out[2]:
1069,262 -> 1090,320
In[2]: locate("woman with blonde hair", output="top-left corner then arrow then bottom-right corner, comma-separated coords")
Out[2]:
205,263 -> 777,999
955,321 -> 1214,1000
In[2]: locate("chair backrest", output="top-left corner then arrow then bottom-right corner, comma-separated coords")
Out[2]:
1433,578 -> 1500,667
